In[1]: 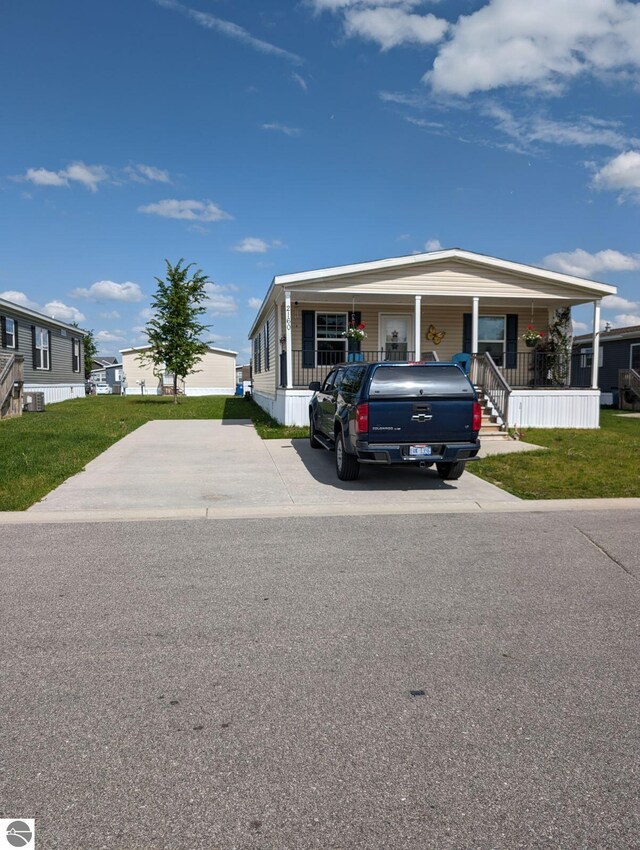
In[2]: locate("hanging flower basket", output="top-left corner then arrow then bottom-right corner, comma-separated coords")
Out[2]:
522,325 -> 545,347
342,321 -> 367,343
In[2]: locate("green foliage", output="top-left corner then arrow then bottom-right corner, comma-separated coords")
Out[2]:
140,259 -> 212,401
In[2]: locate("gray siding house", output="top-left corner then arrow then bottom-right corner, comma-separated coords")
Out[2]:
0,296 -> 86,404
573,324 -> 640,406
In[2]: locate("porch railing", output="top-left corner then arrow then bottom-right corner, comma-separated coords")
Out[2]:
280,349 -> 428,387
491,350 -> 591,389
619,368 -> 640,403
474,353 -> 511,425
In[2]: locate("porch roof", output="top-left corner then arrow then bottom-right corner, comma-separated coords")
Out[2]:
248,248 -> 616,337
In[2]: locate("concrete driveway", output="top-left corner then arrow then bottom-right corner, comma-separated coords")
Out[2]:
30,419 -> 517,513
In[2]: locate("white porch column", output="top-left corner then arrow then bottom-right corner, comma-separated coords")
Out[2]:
414,295 -> 422,359
591,299 -> 601,389
285,289 -> 293,389
471,296 -> 479,354
276,296 -> 283,388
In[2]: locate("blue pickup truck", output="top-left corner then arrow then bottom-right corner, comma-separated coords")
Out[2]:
308,361 -> 481,481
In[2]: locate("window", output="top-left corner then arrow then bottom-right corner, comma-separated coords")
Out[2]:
264,321 -> 270,371
580,346 -> 603,369
477,316 -> 506,365
3,317 -> 16,348
72,338 -> 81,372
339,365 -> 366,394
254,334 -> 262,373
631,344 -> 640,372
316,313 -> 347,365
34,326 -> 50,370
322,370 -> 338,392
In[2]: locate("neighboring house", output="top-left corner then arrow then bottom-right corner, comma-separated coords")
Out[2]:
248,248 -> 615,429
573,324 -> 640,408
90,361 -> 123,391
120,345 -> 237,395
91,356 -> 118,373
1,295 -> 86,406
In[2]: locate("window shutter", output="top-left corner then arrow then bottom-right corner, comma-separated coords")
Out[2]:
506,314 -> 518,369
462,313 -> 472,354
48,330 -> 52,370
0,316 -> 5,348
302,310 -> 315,368
31,325 -> 37,369
14,320 -> 18,350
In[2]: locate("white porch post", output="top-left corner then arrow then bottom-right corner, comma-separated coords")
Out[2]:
471,296 -> 479,354
414,295 -> 422,359
276,296 -> 283,388
591,299 -> 601,389
285,289 -> 293,389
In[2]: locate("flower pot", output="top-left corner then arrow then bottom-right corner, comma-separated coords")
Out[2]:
525,338 -> 538,348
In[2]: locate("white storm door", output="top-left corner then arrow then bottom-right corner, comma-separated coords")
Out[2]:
379,314 -> 414,360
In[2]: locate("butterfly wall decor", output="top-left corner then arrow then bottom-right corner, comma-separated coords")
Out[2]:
426,324 -> 446,345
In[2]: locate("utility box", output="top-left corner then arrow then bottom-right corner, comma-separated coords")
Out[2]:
23,392 -> 45,412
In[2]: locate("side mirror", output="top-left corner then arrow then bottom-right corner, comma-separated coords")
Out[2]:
308,381 -> 321,391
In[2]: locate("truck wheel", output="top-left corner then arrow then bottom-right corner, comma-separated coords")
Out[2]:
335,431 -> 360,481
309,415 -> 322,449
436,461 -> 465,480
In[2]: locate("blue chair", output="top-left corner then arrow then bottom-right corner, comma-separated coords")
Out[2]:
452,352 -> 472,375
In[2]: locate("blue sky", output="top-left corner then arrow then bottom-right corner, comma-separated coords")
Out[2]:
2,0 -> 640,360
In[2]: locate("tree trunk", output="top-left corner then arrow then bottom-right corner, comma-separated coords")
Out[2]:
173,373 -> 178,404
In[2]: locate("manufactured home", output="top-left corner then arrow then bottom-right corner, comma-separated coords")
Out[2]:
120,345 -> 237,396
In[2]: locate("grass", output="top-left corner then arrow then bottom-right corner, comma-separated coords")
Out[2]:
0,394 -> 306,511
472,409 -> 640,499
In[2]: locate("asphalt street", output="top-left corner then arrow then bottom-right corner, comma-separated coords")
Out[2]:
1,509 -> 639,850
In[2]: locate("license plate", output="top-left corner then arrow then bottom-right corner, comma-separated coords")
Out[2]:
409,445 -> 432,457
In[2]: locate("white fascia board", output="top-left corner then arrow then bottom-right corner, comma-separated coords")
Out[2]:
272,249 -> 617,297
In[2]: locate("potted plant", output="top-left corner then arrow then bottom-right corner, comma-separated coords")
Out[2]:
522,325 -> 545,348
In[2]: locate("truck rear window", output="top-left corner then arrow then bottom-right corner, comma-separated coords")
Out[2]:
368,365 -> 473,398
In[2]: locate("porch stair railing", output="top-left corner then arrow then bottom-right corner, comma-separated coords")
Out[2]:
619,368 -> 640,406
0,353 -> 24,419
472,352 -> 511,429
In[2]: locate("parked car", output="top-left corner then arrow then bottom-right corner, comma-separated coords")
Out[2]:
309,361 -> 481,481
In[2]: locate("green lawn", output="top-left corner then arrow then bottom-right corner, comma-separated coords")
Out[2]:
0,395 -> 305,511
472,409 -> 640,499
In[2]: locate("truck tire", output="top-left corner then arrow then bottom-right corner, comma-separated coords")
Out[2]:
309,414 -> 322,449
335,431 -> 360,481
436,460 -> 465,480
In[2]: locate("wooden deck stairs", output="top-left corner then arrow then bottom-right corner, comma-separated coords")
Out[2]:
475,387 -> 511,441
0,352 -> 24,419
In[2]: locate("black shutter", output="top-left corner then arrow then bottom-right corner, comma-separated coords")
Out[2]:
0,316 -> 5,348
48,330 -> 52,370
31,325 -> 37,368
506,314 -> 518,368
462,313 -> 472,354
14,320 -> 18,350
302,310 -> 315,368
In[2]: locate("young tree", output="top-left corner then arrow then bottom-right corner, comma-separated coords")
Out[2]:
140,259 -> 211,403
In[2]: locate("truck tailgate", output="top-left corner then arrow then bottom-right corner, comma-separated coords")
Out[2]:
367,397 -> 474,444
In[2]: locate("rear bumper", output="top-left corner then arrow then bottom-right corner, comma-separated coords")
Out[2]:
353,439 -> 481,465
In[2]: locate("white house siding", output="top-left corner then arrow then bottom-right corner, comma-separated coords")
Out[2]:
121,350 -> 162,394
251,306 -> 277,399
24,383 -> 85,404
508,390 -> 600,429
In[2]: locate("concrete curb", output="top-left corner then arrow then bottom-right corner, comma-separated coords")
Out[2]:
1,498 -> 639,525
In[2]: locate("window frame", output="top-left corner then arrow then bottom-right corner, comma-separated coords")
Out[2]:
4,317 -> 16,349
72,337 -> 81,373
315,312 -> 347,366
477,315 -> 506,364
630,343 -> 640,371
35,326 -> 50,370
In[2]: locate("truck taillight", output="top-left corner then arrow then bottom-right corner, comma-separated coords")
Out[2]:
472,401 -> 482,432
355,402 -> 369,434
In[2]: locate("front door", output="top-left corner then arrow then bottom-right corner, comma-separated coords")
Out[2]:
379,314 -> 414,360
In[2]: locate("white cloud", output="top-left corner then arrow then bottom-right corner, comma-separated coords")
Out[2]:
138,307 -> 155,320
613,313 -> 640,326
43,300 -> 85,323
425,0 -> 640,97
72,281 -> 144,302
204,282 -> 238,316
425,238 -> 442,251
125,164 -> 172,183
261,122 -> 302,136
233,237 -> 270,253
292,72 -> 308,91
155,0 -> 303,64
572,319 -> 589,333
24,167 -> 68,187
96,330 -> 128,344
248,297 -> 263,309
138,199 -> 233,221
99,310 -> 121,319
344,7 -> 448,50
593,151 -> 640,199
0,290 -> 40,310
543,247 -> 640,277
602,294 -> 639,310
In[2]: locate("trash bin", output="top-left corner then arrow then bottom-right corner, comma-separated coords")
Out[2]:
235,384 -> 244,396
